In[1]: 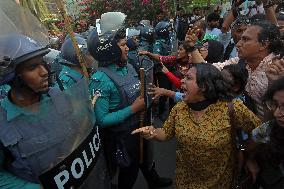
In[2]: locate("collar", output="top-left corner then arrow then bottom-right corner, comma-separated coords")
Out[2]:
108,63 -> 127,73
62,65 -> 83,79
246,53 -> 275,72
1,93 -> 48,122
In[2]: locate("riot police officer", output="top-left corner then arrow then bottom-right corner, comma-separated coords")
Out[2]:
153,21 -> 174,118
88,12 -> 172,189
57,36 -> 94,89
88,12 -> 147,189
153,21 -> 171,56
126,27 -> 141,74
0,34 -> 108,189
137,22 -> 154,52
0,34 -> 50,189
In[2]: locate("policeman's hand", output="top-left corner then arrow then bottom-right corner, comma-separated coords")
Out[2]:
131,126 -> 157,140
266,56 -> 284,82
138,50 -> 150,56
185,26 -> 200,48
131,96 -> 145,113
148,83 -> 166,100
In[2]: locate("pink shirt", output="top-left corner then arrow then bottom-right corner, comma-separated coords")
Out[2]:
213,53 -> 275,119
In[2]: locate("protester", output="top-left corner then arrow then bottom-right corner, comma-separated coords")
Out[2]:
252,77 -> 284,189
189,21 -> 283,119
132,63 -> 260,189
140,41 -> 193,83
206,12 -> 222,37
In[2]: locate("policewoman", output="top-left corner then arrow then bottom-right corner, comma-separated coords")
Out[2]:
87,12 -> 146,189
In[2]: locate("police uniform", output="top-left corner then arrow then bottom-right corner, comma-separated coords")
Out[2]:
153,38 -> 170,56
58,65 -> 84,90
90,63 -> 141,188
153,22 -> 173,116
0,85 -> 10,99
0,34 -> 109,189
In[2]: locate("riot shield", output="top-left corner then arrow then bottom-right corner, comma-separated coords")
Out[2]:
0,2 -> 109,189
100,12 -> 126,35
0,0 -> 49,45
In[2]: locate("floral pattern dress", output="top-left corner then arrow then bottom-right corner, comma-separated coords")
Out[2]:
162,100 -> 261,189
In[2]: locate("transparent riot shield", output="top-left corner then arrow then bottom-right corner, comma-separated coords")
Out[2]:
0,0 -> 49,45
100,12 -> 126,35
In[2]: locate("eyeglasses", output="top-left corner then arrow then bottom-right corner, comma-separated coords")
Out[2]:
265,101 -> 284,116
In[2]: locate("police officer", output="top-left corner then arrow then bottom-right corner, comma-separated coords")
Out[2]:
127,27 -> 173,189
0,34 -> 108,189
153,21 -> 174,118
57,36 -> 94,89
126,27 -> 141,74
153,21 -> 171,56
87,12 -> 146,189
88,12 -> 172,189
137,22 -> 154,52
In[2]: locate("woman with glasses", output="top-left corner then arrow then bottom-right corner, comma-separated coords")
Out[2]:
252,76 -> 284,189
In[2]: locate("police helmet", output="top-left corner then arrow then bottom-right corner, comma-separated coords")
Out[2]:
137,24 -> 154,42
139,20 -> 151,27
87,12 -> 126,66
59,36 -> 88,66
155,21 -> 170,39
126,28 -> 140,38
0,34 -> 50,85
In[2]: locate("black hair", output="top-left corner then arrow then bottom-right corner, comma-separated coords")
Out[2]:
256,78 -> 284,165
249,14 -> 267,23
251,21 -> 283,55
114,28 -> 126,42
206,40 -> 224,63
193,7 -> 200,12
181,41 -> 195,53
156,9 -> 164,15
207,12 -> 220,22
263,76 -> 284,102
193,63 -> 233,101
223,64 -> 248,94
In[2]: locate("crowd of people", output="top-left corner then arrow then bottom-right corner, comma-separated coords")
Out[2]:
0,1 -> 284,189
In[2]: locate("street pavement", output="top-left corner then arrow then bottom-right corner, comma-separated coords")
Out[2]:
133,118 -> 177,189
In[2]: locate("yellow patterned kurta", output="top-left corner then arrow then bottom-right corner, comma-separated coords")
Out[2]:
162,100 -> 261,189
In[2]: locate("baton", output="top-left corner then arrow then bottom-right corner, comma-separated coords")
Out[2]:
139,68 -> 145,164
55,0 -> 89,79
